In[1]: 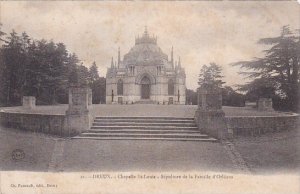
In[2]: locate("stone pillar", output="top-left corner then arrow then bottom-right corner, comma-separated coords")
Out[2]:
194,86 -> 229,139
22,96 -> 36,109
66,86 -> 91,136
257,98 -> 274,111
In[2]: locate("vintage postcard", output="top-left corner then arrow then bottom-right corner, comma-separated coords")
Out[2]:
0,0 -> 299,194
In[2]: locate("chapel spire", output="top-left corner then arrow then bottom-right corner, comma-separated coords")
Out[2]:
111,57 -> 114,68
135,26 -> 157,45
118,47 -> 121,67
171,46 -> 174,67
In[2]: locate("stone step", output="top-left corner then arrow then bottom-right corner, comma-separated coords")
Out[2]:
85,129 -> 202,134
72,136 -> 218,142
79,133 -> 209,138
94,116 -> 194,120
93,119 -> 195,123
90,126 -> 199,130
75,116 -> 216,142
92,122 -> 197,127
134,100 -> 157,104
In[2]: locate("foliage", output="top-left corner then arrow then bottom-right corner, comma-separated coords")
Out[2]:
88,62 -> 106,104
88,62 -> 100,83
0,23 -> 6,42
90,77 -> 106,104
222,86 -> 245,107
0,24 -> 6,106
0,27 -> 106,106
198,63 -> 225,88
232,26 -> 300,111
240,78 -> 276,101
186,87 -> 245,107
186,89 -> 197,105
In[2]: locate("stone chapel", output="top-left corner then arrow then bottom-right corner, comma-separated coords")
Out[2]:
106,28 -> 186,104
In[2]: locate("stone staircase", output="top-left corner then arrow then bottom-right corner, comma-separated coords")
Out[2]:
72,117 -> 217,142
134,99 -> 157,104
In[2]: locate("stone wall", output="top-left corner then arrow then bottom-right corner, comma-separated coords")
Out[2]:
22,96 -> 36,109
257,98 -> 274,111
225,114 -> 299,137
0,112 -> 67,136
0,86 -> 92,137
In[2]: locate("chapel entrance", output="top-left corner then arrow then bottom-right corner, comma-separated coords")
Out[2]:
141,76 -> 151,99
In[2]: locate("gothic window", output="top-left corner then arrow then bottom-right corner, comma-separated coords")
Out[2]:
157,66 -> 162,75
130,66 -> 135,75
117,79 -> 123,95
168,79 -> 175,95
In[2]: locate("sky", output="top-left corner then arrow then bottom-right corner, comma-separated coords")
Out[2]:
1,1 -> 299,90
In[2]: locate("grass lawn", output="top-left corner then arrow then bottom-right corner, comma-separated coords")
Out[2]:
0,127 -> 57,171
1,125 -> 299,174
0,126 -> 236,172
61,139 -> 235,172
233,128 -> 300,174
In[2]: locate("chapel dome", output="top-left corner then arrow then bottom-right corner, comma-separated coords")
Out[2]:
123,28 -> 169,67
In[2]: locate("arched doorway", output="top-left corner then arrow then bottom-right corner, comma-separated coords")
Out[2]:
141,76 -> 151,99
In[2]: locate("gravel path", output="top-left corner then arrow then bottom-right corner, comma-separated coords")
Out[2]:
0,127 -> 239,172
1,126 -> 298,174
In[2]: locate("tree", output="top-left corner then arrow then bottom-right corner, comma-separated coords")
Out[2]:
222,86 -> 245,107
23,40 -> 70,104
2,30 -> 25,105
0,23 -> 6,43
198,62 -> 225,88
77,64 -> 89,86
0,27 -> 91,105
239,78 -> 276,101
0,25 -> 105,106
87,62 -> 106,104
91,77 -> 106,104
88,61 -> 100,84
186,89 -> 197,105
233,26 -> 300,111
66,53 -> 80,85
0,24 -> 6,105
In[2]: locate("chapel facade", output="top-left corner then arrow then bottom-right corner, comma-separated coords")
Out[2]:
106,28 -> 186,104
